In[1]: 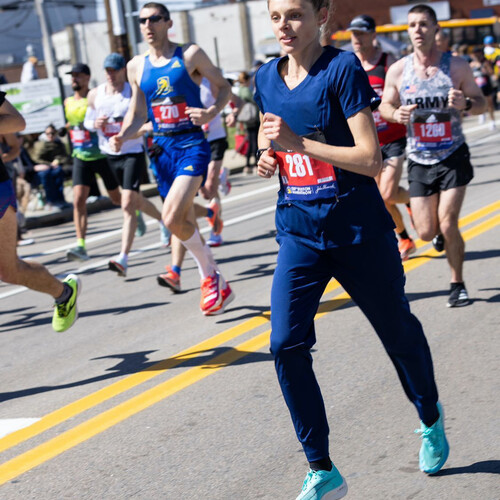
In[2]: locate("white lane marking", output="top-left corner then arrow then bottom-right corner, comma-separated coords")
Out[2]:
20,183 -> 279,258
0,419 -> 40,439
0,205 -> 277,300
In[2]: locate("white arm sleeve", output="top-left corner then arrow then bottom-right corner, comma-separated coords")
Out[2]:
83,106 -> 97,132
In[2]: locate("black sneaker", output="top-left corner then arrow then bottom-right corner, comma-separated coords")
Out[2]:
432,234 -> 445,252
447,283 -> 470,308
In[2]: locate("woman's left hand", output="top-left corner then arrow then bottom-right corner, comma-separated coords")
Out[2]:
262,112 -> 301,152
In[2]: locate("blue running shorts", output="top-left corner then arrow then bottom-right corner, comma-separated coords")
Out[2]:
0,179 -> 17,219
150,141 -> 211,198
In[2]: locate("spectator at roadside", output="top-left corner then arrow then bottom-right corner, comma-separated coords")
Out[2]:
470,47 -> 496,129
31,124 -> 70,210
236,71 -> 259,174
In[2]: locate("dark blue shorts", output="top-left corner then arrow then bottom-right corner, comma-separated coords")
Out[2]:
150,140 -> 211,198
0,179 -> 17,219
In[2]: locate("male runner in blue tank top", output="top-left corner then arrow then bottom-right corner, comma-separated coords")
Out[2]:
380,4 -> 485,308
256,0 -> 449,497
110,2 -> 233,315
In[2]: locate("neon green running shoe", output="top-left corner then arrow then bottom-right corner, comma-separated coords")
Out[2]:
416,402 -> 449,474
296,463 -> 348,500
52,274 -> 81,332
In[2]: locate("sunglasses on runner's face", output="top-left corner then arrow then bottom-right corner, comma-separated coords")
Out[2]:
139,15 -> 167,24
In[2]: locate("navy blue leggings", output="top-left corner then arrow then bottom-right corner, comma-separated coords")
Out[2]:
270,231 -> 439,462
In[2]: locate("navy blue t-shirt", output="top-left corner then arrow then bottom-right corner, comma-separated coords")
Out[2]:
254,46 -> 394,249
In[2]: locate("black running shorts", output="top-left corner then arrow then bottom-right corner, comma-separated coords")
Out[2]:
407,143 -> 474,197
209,137 -> 228,162
106,153 -> 146,192
72,157 -> 119,191
381,137 -> 406,161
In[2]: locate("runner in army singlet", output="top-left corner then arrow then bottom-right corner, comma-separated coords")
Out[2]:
380,3 -> 485,308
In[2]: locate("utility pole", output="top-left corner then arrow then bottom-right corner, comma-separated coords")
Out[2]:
34,0 -> 57,77
103,0 -> 131,60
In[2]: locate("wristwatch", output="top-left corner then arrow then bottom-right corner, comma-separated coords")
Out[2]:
256,148 -> 268,162
464,97 -> 472,111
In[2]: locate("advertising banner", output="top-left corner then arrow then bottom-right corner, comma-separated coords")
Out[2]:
0,78 -> 65,134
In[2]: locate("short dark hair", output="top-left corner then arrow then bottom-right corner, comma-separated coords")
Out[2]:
408,4 -> 438,24
269,0 -> 330,13
141,2 -> 170,20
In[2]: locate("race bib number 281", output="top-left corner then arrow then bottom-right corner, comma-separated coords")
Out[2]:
276,151 -> 338,201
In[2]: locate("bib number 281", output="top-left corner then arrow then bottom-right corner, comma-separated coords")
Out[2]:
285,153 -> 313,178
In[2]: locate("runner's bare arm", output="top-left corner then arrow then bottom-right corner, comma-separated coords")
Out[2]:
184,44 -> 231,125
111,58 -> 148,151
257,112 -> 276,178
0,96 -> 25,134
449,57 -> 486,114
262,107 -> 382,178
0,133 -> 20,163
83,88 -> 99,131
379,60 -> 416,124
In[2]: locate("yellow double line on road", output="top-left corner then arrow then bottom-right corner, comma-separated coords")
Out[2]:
0,201 -> 499,485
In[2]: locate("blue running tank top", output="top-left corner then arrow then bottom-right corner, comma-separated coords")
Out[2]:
140,45 -> 205,149
254,46 -> 394,249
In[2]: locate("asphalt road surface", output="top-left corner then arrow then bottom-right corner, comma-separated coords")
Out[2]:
0,117 -> 498,499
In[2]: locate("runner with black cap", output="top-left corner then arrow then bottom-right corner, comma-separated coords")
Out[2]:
64,62 -> 121,262
348,14 -> 416,261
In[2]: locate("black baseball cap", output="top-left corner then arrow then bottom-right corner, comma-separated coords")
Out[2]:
65,63 -> 90,75
347,15 -> 376,32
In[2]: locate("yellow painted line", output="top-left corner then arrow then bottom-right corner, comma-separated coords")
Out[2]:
0,315 -> 270,454
0,212 -> 498,485
0,330 -> 270,486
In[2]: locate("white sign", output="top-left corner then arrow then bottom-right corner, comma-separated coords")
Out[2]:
484,0 -> 500,6
390,2 -> 451,25
0,78 -> 65,135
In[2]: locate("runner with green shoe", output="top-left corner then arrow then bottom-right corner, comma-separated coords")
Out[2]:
0,92 -> 81,332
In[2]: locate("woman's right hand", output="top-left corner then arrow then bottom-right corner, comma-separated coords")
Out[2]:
257,147 -> 277,179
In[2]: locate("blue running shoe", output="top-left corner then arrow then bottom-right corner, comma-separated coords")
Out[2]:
415,402 -> 449,474
296,463 -> 347,500
207,231 -> 223,247
159,222 -> 171,247
136,211 -> 146,237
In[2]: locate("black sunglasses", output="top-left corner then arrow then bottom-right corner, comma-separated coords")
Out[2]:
139,15 -> 168,24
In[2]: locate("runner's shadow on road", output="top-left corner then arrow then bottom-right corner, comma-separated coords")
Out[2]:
464,248 -> 500,261
0,350 -> 160,403
216,306 -> 271,323
434,460 -> 500,476
0,302 -> 169,332
0,345 -> 273,403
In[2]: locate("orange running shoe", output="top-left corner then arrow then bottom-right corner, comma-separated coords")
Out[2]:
398,238 -> 417,261
157,265 -> 181,293
200,272 -> 223,315
206,199 -> 223,235
205,281 -> 235,316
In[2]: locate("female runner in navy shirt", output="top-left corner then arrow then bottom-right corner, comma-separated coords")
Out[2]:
254,0 -> 449,498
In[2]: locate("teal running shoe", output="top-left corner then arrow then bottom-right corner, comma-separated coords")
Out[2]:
415,402 -> 449,474
296,463 -> 347,500
136,211 -> 146,237
52,274 -> 81,332
159,222 -> 171,247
